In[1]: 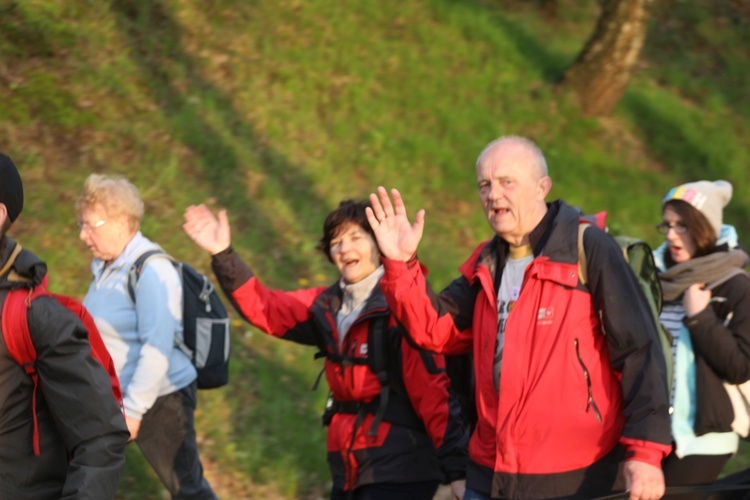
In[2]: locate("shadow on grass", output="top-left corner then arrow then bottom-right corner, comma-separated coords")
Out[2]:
115,447 -> 167,500
430,0 -> 575,83
621,91 -> 750,238
109,0 -> 328,282
109,0 -> 333,495
645,0 -> 750,121
115,334 -> 330,499
219,334 -> 330,498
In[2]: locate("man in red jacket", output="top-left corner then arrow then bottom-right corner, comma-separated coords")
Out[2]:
366,136 -> 672,500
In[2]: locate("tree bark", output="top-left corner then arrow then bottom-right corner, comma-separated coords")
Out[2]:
538,0 -> 558,20
561,0 -> 652,117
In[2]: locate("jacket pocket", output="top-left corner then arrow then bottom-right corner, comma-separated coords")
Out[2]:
575,338 -> 602,423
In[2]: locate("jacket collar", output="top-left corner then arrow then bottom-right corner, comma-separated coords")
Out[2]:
0,236 -> 47,289
90,231 -> 151,277
467,200 -> 580,283
311,274 -> 389,333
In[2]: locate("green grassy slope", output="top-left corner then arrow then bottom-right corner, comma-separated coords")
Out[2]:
1,0 -> 748,497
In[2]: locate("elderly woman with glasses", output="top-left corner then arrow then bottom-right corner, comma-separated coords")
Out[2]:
654,180 -> 750,494
76,174 -> 216,499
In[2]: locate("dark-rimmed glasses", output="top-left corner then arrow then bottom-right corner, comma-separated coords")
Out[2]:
656,221 -> 688,235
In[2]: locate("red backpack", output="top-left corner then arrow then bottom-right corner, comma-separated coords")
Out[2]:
1,264 -> 124,456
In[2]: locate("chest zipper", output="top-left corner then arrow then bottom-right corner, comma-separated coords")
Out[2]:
575,338 -> 602,423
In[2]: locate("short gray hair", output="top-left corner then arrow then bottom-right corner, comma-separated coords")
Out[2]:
76,174 -> 144,231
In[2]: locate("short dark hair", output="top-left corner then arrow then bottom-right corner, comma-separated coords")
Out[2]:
663,199 -> 717,266
318,199 -> 376,263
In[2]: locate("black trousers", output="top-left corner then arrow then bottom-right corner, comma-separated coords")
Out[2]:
662,450 -> 733,500
330,481 -> 439,500
136,381 -> 216,499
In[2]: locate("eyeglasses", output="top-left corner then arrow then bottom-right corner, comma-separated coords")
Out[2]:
76,219 -> 108,234
656,221 -> 688,235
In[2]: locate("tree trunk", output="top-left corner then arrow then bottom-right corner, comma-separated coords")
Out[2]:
538,0 -> 558,20
561,0 -> 652,117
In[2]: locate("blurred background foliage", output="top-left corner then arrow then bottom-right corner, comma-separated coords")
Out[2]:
1,0 -> 748,497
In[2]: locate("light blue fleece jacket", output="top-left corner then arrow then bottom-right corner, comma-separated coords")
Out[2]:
654,224 -> 740,457
83,231 -> 196,420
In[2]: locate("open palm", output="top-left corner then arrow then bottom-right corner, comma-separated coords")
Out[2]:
366,187 -> 425,262
183,204 -> 232,256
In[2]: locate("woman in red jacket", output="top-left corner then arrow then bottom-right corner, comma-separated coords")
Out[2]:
183,199 -> 468,500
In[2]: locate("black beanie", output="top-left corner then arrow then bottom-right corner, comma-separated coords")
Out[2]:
0,153 -> 24,223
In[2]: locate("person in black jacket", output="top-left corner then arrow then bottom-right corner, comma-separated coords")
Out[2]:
654,180 -> 750,495
0,153 -> 130,499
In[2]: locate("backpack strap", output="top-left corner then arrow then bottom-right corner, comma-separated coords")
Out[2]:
312,309 -> 370,391
364,315 -> 424,435
0,243 -> 23,278
578,212 -> 608,285
578,222 -> 591,285
312,321 -> 344,391
367,315 -> 390,437
318,315 -> 424,433
2,273 -> 51,457
127,249 -> 193,357
127,249 -> 174,303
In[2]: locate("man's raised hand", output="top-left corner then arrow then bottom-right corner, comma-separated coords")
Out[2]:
366,187 -> 425,262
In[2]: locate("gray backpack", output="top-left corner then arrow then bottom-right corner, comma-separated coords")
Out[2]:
128,249 -> 230,389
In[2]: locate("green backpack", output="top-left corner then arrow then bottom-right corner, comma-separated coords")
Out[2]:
578,222 -> 674,398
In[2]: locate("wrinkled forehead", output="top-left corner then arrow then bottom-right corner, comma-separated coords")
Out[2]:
79,202 -> 108,219
476,141 -> 546,180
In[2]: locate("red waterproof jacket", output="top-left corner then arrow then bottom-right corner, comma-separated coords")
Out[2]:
210,249 -> 468,491
380,201 -> 672,499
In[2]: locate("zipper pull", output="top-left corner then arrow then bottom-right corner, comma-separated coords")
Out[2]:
202,277 -> 212,313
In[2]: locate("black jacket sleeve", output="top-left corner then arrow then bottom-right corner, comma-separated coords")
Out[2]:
398,336 -> 469,483
29,296 -> 129,500
583,227 -> 672,448
687,274 -> 750,384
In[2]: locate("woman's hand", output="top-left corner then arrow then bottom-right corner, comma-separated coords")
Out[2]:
683,283 -> 712,317
183,204 -> 231,255
126,416 -> 141,441
366,186 -> 425,262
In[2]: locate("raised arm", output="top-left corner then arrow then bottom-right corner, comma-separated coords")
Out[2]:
184,204 -> 324,346
366,187 -> 425,262
183,204 -> 231,255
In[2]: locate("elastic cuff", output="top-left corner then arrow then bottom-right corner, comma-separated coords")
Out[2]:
621,438 -> 672,467
443,470 -> 467,483
381,256 -> 412,272
211,245 -> 234,259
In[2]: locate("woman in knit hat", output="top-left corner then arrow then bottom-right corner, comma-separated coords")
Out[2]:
654,180 -> 750,493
